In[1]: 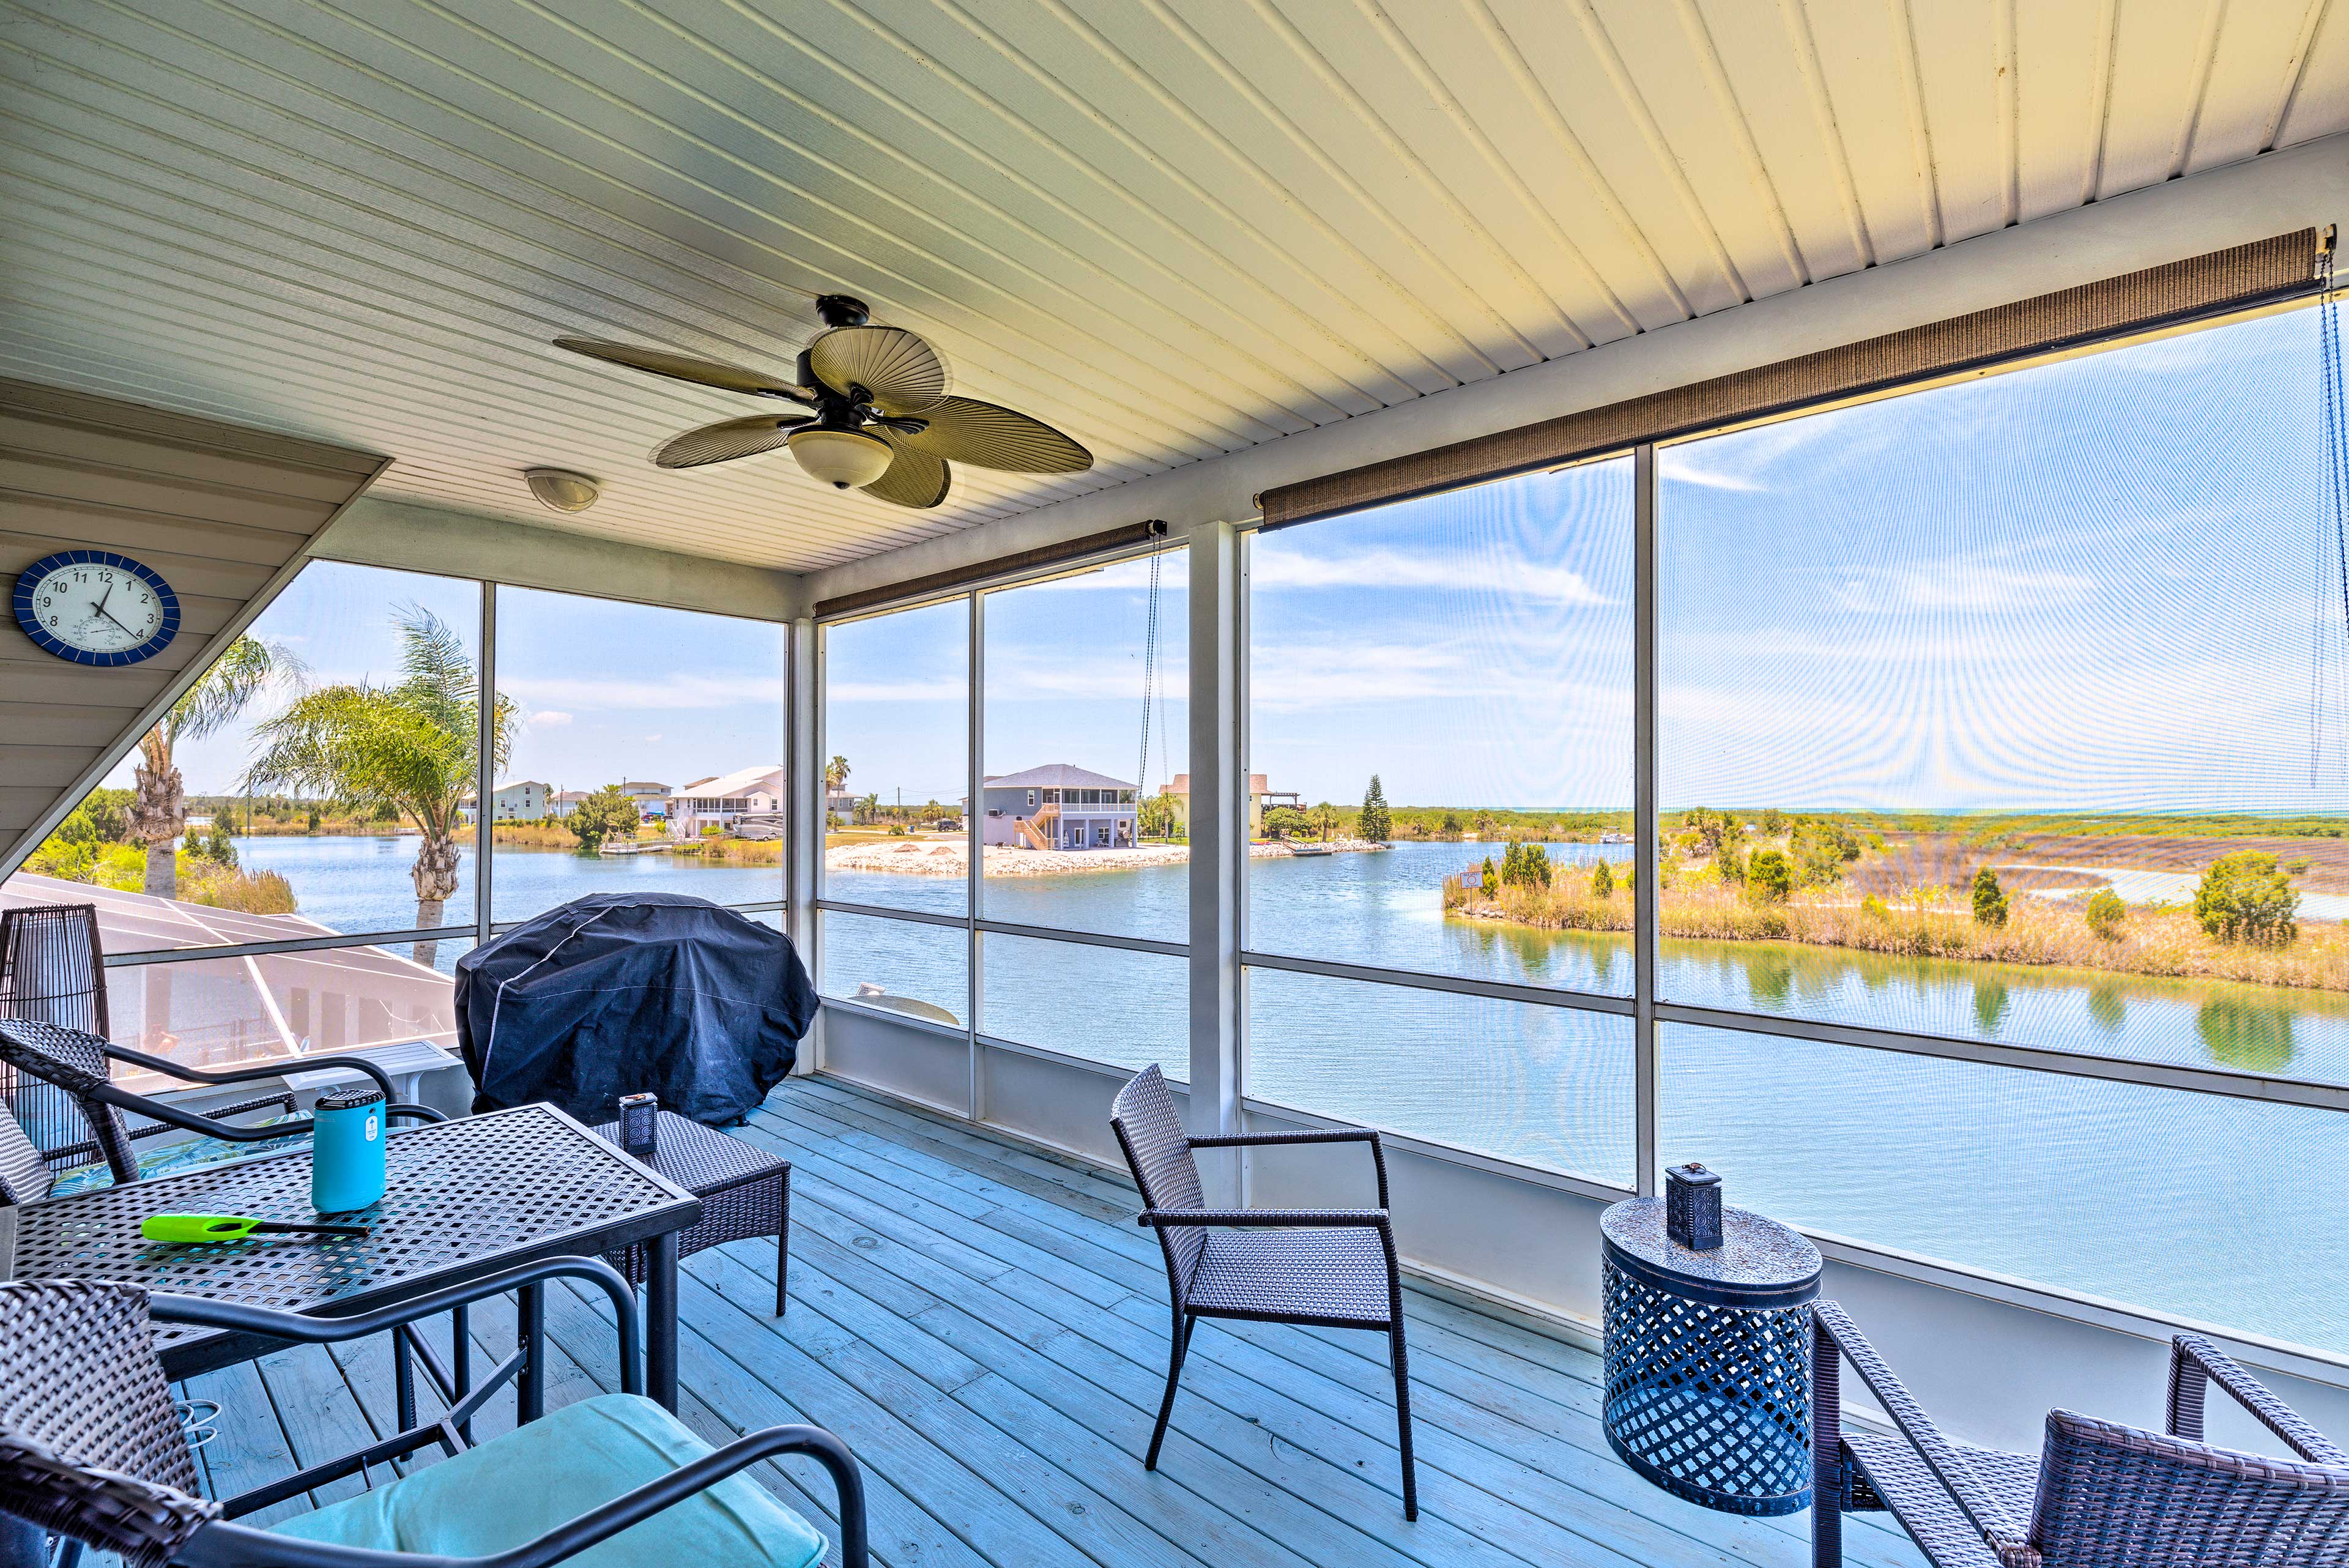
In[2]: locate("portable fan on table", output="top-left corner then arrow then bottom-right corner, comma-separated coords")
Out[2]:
554,295 -> 1093,509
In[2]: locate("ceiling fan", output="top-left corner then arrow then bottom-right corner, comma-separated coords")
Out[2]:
554,295 -> 1092,509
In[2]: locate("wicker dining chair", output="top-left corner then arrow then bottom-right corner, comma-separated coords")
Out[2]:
0,1018 -> 441,1191
0,904 -> 294,1173
1813,1298 -> 2349,1568
1110,1063 -> 1418,1520
0,1273 -> 868,1568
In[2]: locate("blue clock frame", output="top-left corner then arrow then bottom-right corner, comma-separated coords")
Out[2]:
12,549 -> 182,667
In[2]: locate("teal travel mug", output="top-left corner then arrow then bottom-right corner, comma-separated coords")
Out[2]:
311,1087 -> 387,1214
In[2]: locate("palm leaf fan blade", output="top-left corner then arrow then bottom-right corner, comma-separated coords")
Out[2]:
807,326 -> 948,414
553,338 -> 813,400
864,433 -> 951,508
895,397 -> 1092,474
653,415 -> 812,469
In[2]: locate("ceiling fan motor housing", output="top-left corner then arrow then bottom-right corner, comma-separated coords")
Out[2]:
787,426 -> 893,488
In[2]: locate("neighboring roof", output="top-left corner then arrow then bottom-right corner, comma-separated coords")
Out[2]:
617,780 -> 671,793
497,780 -> 550,792
552,791 -> 591,803
674,765 -> 787,797
984,764 -> 1135,792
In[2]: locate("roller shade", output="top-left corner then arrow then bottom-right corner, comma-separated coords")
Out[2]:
814,519 -> 1169,620
1260,229 -> 2324,530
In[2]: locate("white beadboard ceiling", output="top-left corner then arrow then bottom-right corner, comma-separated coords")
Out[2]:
2,0 -> 2342,574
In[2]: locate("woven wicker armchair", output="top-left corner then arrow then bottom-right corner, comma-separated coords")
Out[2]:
0,902 -> 297,1175
1813,1298 -> 2349,1568
1110,1064 -> 1418,1520
0,1017 -> 442,1191
0,1270 -> 868,1568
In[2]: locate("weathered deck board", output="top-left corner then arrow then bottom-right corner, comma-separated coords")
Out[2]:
188,1075 -> 1928,1568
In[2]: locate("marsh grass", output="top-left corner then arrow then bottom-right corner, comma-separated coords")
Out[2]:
1444,873 -> 2349,992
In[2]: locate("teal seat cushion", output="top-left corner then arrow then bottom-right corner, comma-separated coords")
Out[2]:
49,1115 -> 305,1197
273,1394 -> 827,1568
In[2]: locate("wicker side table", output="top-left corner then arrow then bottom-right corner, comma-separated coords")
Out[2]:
590,1110 -> 792,1316
1600,1195 -> 1822,1517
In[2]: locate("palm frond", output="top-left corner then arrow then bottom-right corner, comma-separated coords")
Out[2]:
166,636 -> 305,745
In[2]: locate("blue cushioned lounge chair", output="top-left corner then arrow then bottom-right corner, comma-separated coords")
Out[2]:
0,1265 -> 866,1568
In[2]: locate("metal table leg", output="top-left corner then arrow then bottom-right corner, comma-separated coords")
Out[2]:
516,1283 -> 545,1424
647,1230 -> 681,1412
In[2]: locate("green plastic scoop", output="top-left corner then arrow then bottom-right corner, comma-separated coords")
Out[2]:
141,1213 -> 372,1244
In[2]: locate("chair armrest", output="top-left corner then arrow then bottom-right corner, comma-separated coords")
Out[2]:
151,1255 -> 642,1398
173,1423 -> 870,1568
1186,1127 -> 1391,1208
1139,1207 -> 1389,1228
1814,1300 -> 2027,1555
2168,1334 -> 2348,1464
103,1041 -> 404,1107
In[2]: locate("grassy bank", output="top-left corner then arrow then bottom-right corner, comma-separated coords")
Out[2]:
1444,874 -> 2349,994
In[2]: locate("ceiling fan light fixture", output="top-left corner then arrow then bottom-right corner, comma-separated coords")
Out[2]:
787,426 -> 892,489
524,467 -> 600,513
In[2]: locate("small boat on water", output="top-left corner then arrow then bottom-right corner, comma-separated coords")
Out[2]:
598,840 -> 677,856
1287,842 -> 1335,856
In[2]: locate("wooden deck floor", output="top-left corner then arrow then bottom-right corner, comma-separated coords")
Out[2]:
188,1075 -> 1928,1568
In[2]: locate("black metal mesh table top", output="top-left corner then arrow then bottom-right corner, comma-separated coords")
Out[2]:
0,1103 -> 700,1375
587,1110 -> 786,1196
1600,1197 -> 1820,1309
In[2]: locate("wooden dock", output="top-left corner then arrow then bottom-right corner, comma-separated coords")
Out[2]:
187,1076 -> 1927,1568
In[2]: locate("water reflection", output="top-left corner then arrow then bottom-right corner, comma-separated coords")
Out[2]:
2195,994 -> 2296,1074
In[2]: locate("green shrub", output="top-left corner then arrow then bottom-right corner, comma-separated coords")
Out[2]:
1971,866 -> 2008,927
1480,856 -> 1497,898
2084,888 -> 2126,940
1859,894 -> 1890,921
1748,848 -> 1792,903
1590,859 -> 1614,897
2194,850 -> 2299,945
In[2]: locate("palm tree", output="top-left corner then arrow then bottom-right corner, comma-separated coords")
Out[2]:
824,755 -> 850,794
245,605 -> 515,966
127,636 -> 300,899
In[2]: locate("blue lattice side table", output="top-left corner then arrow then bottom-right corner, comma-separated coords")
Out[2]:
1601,1196 -> 1822,1517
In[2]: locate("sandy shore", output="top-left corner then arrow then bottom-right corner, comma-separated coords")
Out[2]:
823,838 -> 1386,878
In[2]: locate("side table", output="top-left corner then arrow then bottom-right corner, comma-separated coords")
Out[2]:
591,1110 -> 792,1315
1600,1195 -> 1822,1517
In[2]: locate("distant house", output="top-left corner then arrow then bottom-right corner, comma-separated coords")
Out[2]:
980,764 -> 1136,850
825,789 -> 863,825
669,766 -> 787,837
458,780 -> 549,823
618,780 -> 670,820
546,790 -> 591,819
1157,773 -> 1299,838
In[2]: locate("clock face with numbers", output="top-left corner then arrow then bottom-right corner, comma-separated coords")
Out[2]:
12,551 -> 180,666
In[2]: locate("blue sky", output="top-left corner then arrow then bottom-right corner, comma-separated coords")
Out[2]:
143,303 -> 2338,818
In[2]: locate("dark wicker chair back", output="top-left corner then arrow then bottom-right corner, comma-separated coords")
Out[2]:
2030,1409 -> 2349,1568
0,1280 -> 220,1568
1109,1065 -> 1206,1297
0,905 -> 108,1161
0,1020 -> 139,1183
0,1105 -> 51,1205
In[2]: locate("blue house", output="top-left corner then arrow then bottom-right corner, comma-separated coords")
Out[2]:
979,764 -> 1137,850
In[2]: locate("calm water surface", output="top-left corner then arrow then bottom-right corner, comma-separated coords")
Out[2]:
243,834 -> 2349,1355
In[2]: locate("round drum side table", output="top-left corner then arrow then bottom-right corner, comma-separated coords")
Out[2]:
1600,1195 -> 1822,1517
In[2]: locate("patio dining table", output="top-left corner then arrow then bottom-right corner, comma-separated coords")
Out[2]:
0,1101 -> 703,1413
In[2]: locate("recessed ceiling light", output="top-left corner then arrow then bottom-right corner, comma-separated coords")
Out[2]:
524,468 -> 600,513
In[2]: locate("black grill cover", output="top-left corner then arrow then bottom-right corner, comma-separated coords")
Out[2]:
454,893 -> 815,1126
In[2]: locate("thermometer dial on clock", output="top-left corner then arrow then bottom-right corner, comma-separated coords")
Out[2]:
12,551 -> 180,666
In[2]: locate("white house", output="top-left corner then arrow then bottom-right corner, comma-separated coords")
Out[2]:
979,764 -> 1137,850
458,780 -> 549,823
618,779 -> 670,820
545,789 -> 591,819
668,765 -> 787,838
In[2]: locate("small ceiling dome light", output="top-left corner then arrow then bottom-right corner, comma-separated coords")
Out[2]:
787,426 -> 892,489
524,468 -> 601,513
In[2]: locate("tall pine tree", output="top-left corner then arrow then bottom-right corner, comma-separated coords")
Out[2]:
1359,775 -> 1392,842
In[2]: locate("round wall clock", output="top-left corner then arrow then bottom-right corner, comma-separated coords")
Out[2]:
13,550 -> 181,666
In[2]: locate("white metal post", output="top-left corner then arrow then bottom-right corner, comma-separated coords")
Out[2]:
475,581 -> 496,950
1187,521 -> 1242,1204
967,592 -> 985,1121
793,618 -> 825,1072
1633,443 -> 1660,1196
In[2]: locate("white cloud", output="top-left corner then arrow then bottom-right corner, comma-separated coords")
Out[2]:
1252,544 -> 1610,606
530,710 -> 573,727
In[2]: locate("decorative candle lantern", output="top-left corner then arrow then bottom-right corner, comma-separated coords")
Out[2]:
1665,1162 -> 1723,1250
618,1092 -> 659,1158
